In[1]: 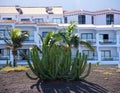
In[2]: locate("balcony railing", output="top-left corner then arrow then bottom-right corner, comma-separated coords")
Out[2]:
81,39 -> 96,44
0,20 -> 16,23
0,56 -> 10,60
16,56 -> 31,61
99,39 -> 116,44
87,56 -> 98,61
23,36 -> 34,43
101,56 -> 119,61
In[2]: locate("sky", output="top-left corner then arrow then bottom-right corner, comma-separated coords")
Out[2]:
0,0 -> 120,11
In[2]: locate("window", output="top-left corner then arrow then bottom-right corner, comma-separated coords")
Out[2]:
92,16 -> 94,24
3,18 -> 12,20
106,14 -> 114,25
0,49 -> 10,60
101,50 -> 111,58
81,33 -> 93,40
99,34 -> 109,42
78,15 -> 85,24
82,50 -> 94,59
42,32 -> 48,38
0,49 -> 2,54
21,19 -> 30,21
34,18 -> 44,23
0,29 -> 5,39
53,18 -> 62,23
64,17 -> 67,23
18,49 -> 29,60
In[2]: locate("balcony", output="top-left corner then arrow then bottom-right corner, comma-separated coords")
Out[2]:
99,39 -> 116,45
101,56 -> 119,61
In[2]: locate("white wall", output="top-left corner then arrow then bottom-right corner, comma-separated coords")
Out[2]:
66,15 -> 78,23
114,14 -> 120,25
86,15 -> 91,24
94,14 -> 106,25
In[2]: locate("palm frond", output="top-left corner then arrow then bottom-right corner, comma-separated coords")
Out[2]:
44,31 -> 57,45
80,40 -> 94,52
3,37 -> 12,46
20,31 -> 29,42
58,32 -> 71,47
66,21 -> 77,37
39,34 -> 43,44
11,28 -> 21,41
70,34 -> 79,48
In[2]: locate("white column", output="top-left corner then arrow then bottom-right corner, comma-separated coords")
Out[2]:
117,46 -> 120,68
118,48 -> 120,68
9,50 -> 13,66
96,33 -> 99,45
96,33 -> 101,62
34,26 -> 40,47
116,35 -> 119,45
11,23 -> 15,29
97,47 -> 101,62
116,35 -> 120,68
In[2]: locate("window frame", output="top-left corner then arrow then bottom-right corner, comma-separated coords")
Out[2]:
3,18 -> 12,20
42,32 -> 48,38
106,14 -> 114,25
101,50 -> 111,58
78,15 -> 86,24
82,50 -> 95,58
64,17 -> 67,23
18,49 -> 30,60
0,49 -> 10,60
21,18 -> 30,22
81,33 -> 93,40
92,16 -> 94,24
34,18 -> 44,23
52,18 -> 62,24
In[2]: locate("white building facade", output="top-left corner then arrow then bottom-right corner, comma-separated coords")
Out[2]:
0,6 -> 120,65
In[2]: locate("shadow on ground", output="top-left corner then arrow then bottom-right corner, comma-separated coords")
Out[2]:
31,80 -> 108,93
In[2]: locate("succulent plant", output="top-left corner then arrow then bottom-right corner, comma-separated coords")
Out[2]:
26,45 -> 91,81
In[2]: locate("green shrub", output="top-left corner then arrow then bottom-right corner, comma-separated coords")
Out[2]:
26,45 -> 91,81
